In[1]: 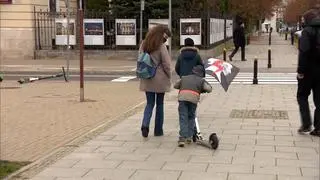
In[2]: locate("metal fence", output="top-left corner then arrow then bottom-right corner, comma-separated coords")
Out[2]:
34,8 -> 232,52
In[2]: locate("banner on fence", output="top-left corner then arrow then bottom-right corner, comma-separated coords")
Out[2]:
148,19 -> 170,46
209,18 -> 233,44
115,19 -> 136,46
226,19 -> 233,38
84,19 -> 104,45
180,18 -> 201,46
55,18 -> 76,45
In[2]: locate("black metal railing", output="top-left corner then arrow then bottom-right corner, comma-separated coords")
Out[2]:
34,8 -> 233,51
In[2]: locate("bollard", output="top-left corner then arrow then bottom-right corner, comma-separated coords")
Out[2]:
253,58 -> 258,84
247,35 -> 250,45
241,46 -> 246,61
269,32 -> 271,45
291,32 -> 294,45
285,32 -> 288,40
223,48 -> 226,61
268,48 -> 272,68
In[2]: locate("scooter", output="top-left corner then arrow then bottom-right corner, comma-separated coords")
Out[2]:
193,117 -> 219,150
17,67 -> 68,84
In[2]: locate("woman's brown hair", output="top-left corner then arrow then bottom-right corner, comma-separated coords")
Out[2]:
142,25 -> 172,53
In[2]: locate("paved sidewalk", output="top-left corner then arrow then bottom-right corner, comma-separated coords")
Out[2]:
27,84 -> 319,180
20,33 -> 318,180
218,33 -> 298,73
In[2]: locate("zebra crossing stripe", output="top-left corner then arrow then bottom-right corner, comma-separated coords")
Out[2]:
206,81 -> 297,85
205,73 -> 298,85
111,76 -> 136,82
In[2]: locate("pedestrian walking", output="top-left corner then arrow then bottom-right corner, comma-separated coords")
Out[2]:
296,7 -> 320,136
229,22 -> 246,61
175,38 -> 204,78
139,25 -> 172,138
174,65 -> 212,147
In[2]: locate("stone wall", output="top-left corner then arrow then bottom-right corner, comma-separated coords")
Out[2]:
0,0 -> 78,60
0,28 -> 35,59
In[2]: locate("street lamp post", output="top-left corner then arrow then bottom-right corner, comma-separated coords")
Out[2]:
140,0 -> 144,43
79,0 -> 84,102
222,0 -> 228,48
66,0 -> 70,80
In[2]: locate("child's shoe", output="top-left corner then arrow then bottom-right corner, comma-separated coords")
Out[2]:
178,137 -> 185,147
186,137 -> 192,144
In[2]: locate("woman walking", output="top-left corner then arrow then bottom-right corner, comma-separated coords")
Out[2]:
139,25 -> 172,138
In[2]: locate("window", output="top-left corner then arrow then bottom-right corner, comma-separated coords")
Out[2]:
49,0 -> 59,12
0,0 -> 12,4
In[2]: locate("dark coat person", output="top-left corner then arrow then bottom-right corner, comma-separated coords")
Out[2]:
296,7 -> 320,136
229,23 -> 246,61
175,38 -> 205,78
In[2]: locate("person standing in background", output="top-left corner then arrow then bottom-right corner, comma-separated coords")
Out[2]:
229,22 -> 246,61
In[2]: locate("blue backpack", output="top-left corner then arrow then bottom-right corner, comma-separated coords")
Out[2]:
136,52 -> 160,79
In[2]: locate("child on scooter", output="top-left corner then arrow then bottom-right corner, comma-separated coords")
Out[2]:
174,65 -> 212,147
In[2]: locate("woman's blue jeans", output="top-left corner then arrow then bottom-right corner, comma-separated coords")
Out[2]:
141,92 -> 165,135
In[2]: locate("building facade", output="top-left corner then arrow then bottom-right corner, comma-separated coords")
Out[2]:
0,0 -> 76,60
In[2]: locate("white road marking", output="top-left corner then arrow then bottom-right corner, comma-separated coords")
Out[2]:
206,72 -> 298,85
111,76 -> 136,82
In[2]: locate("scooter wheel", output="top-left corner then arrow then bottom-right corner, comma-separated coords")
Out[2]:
209,133 -> 219,150
192,135 -> 197,142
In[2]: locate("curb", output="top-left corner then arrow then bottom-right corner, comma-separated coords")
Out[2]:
5,100 -> 146,180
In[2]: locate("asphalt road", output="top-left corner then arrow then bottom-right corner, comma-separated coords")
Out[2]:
5,74 -> 130,81
3,73 -> 180,83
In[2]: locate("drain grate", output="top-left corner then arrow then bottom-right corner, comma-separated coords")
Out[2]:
230,109 -> 289,119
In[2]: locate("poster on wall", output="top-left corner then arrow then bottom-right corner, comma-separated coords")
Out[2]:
115,19 -> 136,46
55,18 -> 76,45
180,18 -> 201,46
84,19 -> 104,45
148,19 -> 170,45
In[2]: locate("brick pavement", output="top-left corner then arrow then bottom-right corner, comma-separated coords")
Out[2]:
1,81 -> 144,162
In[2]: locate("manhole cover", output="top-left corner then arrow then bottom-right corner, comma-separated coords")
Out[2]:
230,109 -> 288,119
